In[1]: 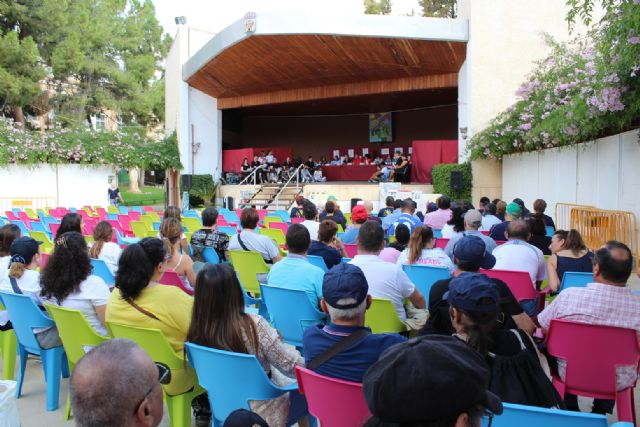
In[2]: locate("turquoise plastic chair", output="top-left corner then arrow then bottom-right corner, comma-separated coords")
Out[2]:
402,264 -> 451,303
118,206 -> 128,214
545,226 -> 555,237
433,229 -> 442,238
222,211 -> 240,225
489,402 -> 633,426
90,258 -> 115,286
559,271 -> 593,292
202,247 -> 221,264
341,257 -> 352,263
29,221 -> 52,239
0,291 -> 68,411
185,342 -> 314,426
260,284 -> 326,347
307,255 -> 329,272
218,226 -> 238,236
10,220 -> 30,236
275,210 -> 291,223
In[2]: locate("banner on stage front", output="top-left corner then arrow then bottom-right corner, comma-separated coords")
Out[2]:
369,112 -> 392,142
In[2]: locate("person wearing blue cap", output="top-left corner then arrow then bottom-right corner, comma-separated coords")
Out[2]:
302,263 -> 406,383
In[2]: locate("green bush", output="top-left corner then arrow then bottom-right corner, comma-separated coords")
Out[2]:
180,174 -> 218,207
431,162 -> 472,202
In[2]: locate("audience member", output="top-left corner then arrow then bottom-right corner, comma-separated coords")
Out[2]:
290,195 -> 305,219
389,198 -> 422,235
187,264 -> 309,427
444,209 -> 497,258
363,201 -> 381,224
71,339 -> 165,427
378,224 -> 410,264
41,232 -> 110,336
350,222 -> 427,330
267,224 -> 325,308
546,229 -> 593,293
440,204 -> 468,239
489,201 -> 520,241
362,334 -> 502,426
56,212 -> 82,240
397,226 -> 454,273
538,241 -> 640,414
229,208 -> 281,264
423,196 -> 452,230
526,215 -> 551,255
160,217 -> 197,287
377,196 -> 394,218
308,220 -> 346,270
478,196 -> 490,213
480,203 -> 502,232
0,224 -> 21,275
495,200 -> 507,221
380,199 -> 405,234
89,220 -> 122,276
300,200 -> 320,241
533,199 -> 555,229
319,200 -> 347,230
339,205 -> 368,244
162,206 -> 189,253
422,235 -> 535,337
512,198 -> 530,216
302,263 -> 406,382
189,206 -> 230,263
223,409 -> 269,427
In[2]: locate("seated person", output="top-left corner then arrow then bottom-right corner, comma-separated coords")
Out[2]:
319,200 -> 347,230
289,195 -> 305,219
229,208 -> 281,264
444,209 -> 497,258
302,263 -> 406,382
388,198 -> 422,235
362,201 -> 381,224
339,205 -> 368,244
377,196 -> 394,218
546,229 -> 593,293
89,221 -> 122,276
190,206 -> 230,263
378,224 -> 410,264
397,226 -> 455,274
160,217 -> 197,288
308,220 -> 347,270
368,164 -> 391,183
527,215 -> 551,255
423,196 -> 452,230
300,200 -> 320,241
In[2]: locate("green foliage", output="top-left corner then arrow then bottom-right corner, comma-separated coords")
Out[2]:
180,174 -> 219,206
121,185 -> 165,206
364,0 -> 392,15
431,162 -> 472,202
419,0 -> 456,17
0,31 -> 45,109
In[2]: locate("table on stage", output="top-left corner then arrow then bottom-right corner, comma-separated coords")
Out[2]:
321,165 -> 378,181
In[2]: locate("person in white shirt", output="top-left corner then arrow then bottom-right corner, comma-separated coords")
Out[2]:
397,226 -> 455,274
41,231 -> 111,336
300,200 -> 320,241
480,203 -> 502,232
349,221 -> 427,331
89,220 -> 122,276
228,208 -> 282,265
0,224 -> 22,277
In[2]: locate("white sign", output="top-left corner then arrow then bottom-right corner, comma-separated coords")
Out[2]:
395,147 -> 404,154
362,147 -> 369,155
408,147 -> 413,154
332,150 -> 340,158
348,149 -> 355,158
381,148 -> 390,155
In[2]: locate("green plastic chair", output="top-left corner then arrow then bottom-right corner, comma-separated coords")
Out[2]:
262,216 -> 281,228
229,250 -> 270,295
139,215 -> 154,230
107,323 -> 205,427
106,205 -> 119,214
0,302 -> 17,380
182,217 -> 202,232
260,228 -> 286,246
364,298 -> 407,334
45,304 -> 109,419
130,220 -> 151,238
28,231 -> 53,253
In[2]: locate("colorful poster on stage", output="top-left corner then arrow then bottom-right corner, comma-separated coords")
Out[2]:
369,112 -> 392,142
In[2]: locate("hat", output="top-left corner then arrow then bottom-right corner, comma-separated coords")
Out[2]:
327,195 -> 338,202
452,235 -> 496,270
223,409 -> 268,427
363,335 -> 502,423
322,263 -> 368,309
464,209 -> 482,227
444,273 -> 500,313
351,205 -> 368,224
506,202 -> 522,217
9,236 -> 42,265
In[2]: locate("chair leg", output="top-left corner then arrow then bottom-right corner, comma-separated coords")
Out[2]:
1,330 -> 17,380
614,388 -> 634,423
15,345 -> 28,398
64,393 -> 71,420
61,352 -> 70,378
42,348 -> 63,411
165,393 -> 193,427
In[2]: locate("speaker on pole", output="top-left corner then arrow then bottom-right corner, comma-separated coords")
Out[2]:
450,171 -> 463,191
181,174 -> 193,191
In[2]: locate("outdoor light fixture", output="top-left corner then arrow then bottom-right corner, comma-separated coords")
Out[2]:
459,127 -> 468,140
175,16 -> 187,25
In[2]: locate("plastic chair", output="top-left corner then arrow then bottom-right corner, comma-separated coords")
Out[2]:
341,257 -> 352,263
491,402 -> 633,426
364,298 -> 407,334
29,221 -> 51,239
402,264 -> 451,302
185,342 -> 313,426
343,244 -> 358,258
28,231 -> 53,254
229,250 -> 270,294
435,238 -> 449,249
108,323 -> 205,427
260,284 -> 326,347
130,220 -> 151,238
307,255 -> 329,272
90,258 -> 115,286
222,211 -> 240,225
202,247 -> 221,264
545,319 -> 640,424
159,271 -> 194,296
182,217 -> 202,232
18,211 -> 33,225
0,302 -> 17,380
260,228 -> 286,246
481,269 -> 539,303
268,221 -> 289,235
45,304 -> 108,419
39,253 -> 51,269
218,225 -> 238,236
117,214 -> 133,232
545,226 -> 555,237
143,206 -> 155,213
295,366 -> 370,427
559,272 -> 593,292
433,229 -> 442,238
10,220 -> 30,236
275,210 -> 292,223
0,291 -> 68,411
291,217 -> 305,224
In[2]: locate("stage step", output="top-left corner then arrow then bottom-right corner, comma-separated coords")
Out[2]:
238,183 -> 303,211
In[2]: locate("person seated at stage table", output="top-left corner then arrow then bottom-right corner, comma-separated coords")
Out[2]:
330,155 -> 341,166
251,155 -> 266,184
319,200 -> 347,231
423,196 -> 452,230
352,154 -> 364,165
319,155 -> 328,165
265,151 -> 276,164
308,220 -> 346,270
240,157 -> 251,179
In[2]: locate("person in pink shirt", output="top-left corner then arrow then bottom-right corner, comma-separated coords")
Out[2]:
423,196 -> 452,230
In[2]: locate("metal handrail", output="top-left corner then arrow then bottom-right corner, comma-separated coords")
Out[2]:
238,165 -> 266,186
272,164 -> 304,209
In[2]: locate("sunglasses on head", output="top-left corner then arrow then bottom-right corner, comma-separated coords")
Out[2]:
133,363 -> 170,415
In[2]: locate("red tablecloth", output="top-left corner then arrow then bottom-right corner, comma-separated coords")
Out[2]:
321,165 -> 378,181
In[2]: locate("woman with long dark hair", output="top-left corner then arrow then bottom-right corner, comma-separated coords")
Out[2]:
55,213 -> 82,240
187,264 -> 307,427
396,226 -> 454,273
89,220 -> 122,275
0,224 -> 21,274
440,204 -> 469,239
546,229 -> 593,293
41,232 -> 110,336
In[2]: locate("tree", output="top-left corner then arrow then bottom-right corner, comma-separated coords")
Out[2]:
419,0 -> 456,18
364,0 -> 392,15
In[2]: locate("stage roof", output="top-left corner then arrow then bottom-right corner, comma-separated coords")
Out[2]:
183,12 -> 468,110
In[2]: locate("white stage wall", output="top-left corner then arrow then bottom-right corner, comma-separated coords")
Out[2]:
502,130 -> 640,221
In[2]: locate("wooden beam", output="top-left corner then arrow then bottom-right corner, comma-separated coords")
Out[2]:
216,73 -> 458,109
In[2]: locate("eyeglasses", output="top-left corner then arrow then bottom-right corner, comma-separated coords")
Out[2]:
133,363 -> 171,415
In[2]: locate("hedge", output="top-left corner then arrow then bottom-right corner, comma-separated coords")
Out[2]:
431,162 -> 472,203
180,174 -> 219,207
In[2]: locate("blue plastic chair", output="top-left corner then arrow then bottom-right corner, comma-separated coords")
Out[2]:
341,257 -> 352,263
433,229 -> 443,238
307,255 -> 328,272
488,402 -> 633,426
545,226 -> 555,237
260,284 -> 326,347
402,265 -> 451,303
107,213 -> 119,221
559,271 -> 593,292
275,210 -> 292,223
10,220 -> 30,236
153,221 -> 161,230
0,291 -> 68,411
202,247 -> 221,264
222,211 -> 240,224
90,258 -> 115,286
183,210 -> 199,219
130,206 -> 143,213
29,221 -> 51,239
185,342 -> 314,426
218,226 -> 238,236
118,206 -> 128,215
115,229 -> 139,246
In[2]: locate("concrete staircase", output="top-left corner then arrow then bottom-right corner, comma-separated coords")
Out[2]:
239,183 -> 303,211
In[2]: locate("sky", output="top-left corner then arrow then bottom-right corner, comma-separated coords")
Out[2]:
152,0 -> 422,37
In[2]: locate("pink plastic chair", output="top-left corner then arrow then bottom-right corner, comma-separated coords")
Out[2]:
159,271 -> 194,296
108,219 -> 133,238
480,269 -> 540,304
257,210 -> 268,220
142,206 -> 154,213
129,211 -> 141,221
545,319 -> 640,424
435,238 -> 449,249
49,223 -> 60,238
82,223 -> 95,236
268,222 -> 289,234
39,253 -> 50,269
295,367 -> 371,427
96,207 -> 108,220
234,209 -> 243,218
5,211 -> 19,221
480,230 -> 490,236
343,244 -> 358,258
117,214 -> 133,234
291,218 -> 305,224
495,240 -> 507,245
17,211 -> 34,226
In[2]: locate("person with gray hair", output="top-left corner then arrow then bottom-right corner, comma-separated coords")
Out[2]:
302,263 -> 406,382
444,209 -> 497,258
71,339 -> 166,427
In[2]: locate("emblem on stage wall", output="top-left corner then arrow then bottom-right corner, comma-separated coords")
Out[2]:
244,12 -> 256,33
369,112 -> 392,143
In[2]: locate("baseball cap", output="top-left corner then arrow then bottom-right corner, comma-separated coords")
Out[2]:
9,236 -> 42,265
452,235 -> 496,270
506,202 -> 522,217
464,209 -> 482,227
363,335 -> 502,423
444,273 -> 500,313
223,409 -> 268,427
351,205 -> 368,224
322,263 -> 368,309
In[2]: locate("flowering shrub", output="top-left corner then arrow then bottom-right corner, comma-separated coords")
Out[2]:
0,118 -> 182,169
469,1 -> 640,160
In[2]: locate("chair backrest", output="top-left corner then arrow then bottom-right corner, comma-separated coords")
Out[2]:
295,366 -> 371,427
10,220 -> 30,236
143,206 -> 155,213
182,217 -> 202,232
492,402 -> 614,427
364,298 -> 406,333
545,226 -> 555,237
402,264 -> 451,302
343,244 -> 358,258
260,284 -> 325,347
229,250 -> 270,294
222,211 -> 240,224
29,231 -> 53,253
117,214 -> 132,230
29,221 -> 49,236
118,206 -> 128,215
0,291 -> 55,354
130,220 -> 150,238
268,221 -> 289,234
218,225 -> 237,236
291,217 -> 305,224
159,271 -> 194,295
40,252 -> 50,269
90,258 -> 115,286
480,269 -> 537,301
185,342 -> 286,424
107,323 -> 186,370
545,319 -> 640,397
259,228 -> 286,246
274,210 -> 291,223
434,238 -> 449,249
559,272 -> 593,292
201,247 -> 221,264
262,216 -> 281,227
307,255 -> 329,272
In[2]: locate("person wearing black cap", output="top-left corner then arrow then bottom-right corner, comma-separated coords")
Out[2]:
421,235 -> 535,337
302,263 -> 406,383
362,334 -> 503,426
